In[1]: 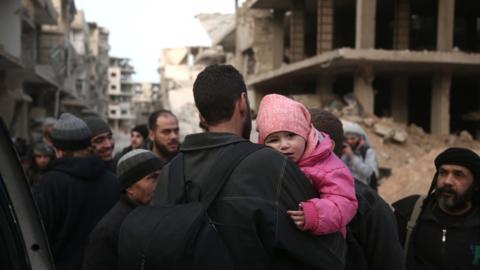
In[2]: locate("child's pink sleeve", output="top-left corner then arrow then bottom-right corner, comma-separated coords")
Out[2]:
301,165 -> 357,236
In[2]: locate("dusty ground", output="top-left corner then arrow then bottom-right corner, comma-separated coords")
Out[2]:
347,116 -> 480,204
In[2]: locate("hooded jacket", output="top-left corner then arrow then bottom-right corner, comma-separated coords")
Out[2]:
341,122 -> 379,186
152,132 -> 346,270
256,94 -> 357,237
35,156 -> 120,270
299,132 -> 357,236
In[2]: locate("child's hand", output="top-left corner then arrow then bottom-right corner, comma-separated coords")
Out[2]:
287,210 -> 305,230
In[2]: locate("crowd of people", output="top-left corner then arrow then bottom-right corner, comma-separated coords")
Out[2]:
18,64 -> 480,270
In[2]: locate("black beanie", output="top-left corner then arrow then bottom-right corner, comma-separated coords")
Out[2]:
434,147 -> 480,184
117,149 -> 165,189
132,124 -> 149,139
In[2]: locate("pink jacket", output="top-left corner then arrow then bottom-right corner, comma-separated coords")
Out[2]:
298,132 -> 358,237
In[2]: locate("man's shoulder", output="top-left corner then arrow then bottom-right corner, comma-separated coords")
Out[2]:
354,181 -> 382,213
236,146 -> 296,173
241,145 -> 287,162
94,200 -> 133,234
41,169 -> 74,184
392,194 -> 423,218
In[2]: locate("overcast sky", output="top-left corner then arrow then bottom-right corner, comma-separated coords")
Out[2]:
76,0 -> 238,82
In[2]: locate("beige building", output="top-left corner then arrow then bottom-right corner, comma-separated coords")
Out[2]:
108,57 -> 136,132
158,46 -> 226,139
228,0 -> 480,138
132,82 -> 160,124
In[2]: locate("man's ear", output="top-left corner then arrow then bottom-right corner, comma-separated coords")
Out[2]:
199,114 -> 207,125
55,148 -> 63,159
239,92 -> 249,115
149,129 -> 155,141
125,186 -> 133,198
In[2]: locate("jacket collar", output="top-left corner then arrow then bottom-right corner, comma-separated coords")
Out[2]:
421,198 -> 480,227
181,132 -> 248,152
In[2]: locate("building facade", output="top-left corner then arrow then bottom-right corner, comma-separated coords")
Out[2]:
132,82 -> 160,124
108,57 -> 136,132
232,0 -> 480,138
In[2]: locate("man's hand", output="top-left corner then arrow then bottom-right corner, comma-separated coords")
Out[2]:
342,143 -> 354,159
287,210 -> 305,230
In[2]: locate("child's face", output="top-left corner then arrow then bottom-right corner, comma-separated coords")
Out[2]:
34,154 -> 51,170
264,131 -> 306,162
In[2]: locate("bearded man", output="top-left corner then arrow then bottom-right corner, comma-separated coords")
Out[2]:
147,110 -> 180,162
393,147 -> 480,270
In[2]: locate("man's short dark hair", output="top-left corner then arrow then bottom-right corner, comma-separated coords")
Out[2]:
193,64 -> 247,125
148,110 -> 176,131
309,108 -> 344,156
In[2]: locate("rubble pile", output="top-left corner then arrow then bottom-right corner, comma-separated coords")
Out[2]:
341,115 -> 480,204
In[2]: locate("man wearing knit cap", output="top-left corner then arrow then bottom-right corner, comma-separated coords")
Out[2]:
113,124 -> 149,165
26,142 -> 55,186
83,149 -> 164,270
35,113 -> 120,270
341,122 -> 379,190
393,147 -> 480,270
84,116 -> 116,172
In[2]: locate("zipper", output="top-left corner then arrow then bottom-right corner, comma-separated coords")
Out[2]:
441,229 -> 447,255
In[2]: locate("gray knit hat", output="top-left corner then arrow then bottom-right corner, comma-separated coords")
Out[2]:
51,113 -> 92,151
117,149 -> 165,189
84,116 -> 112,137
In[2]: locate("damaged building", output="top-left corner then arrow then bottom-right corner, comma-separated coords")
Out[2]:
107,57 -> 136,132
229,0 -> 480,138
0,0 -> 111,141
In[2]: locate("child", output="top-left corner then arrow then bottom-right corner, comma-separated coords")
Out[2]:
256,94 -> 357,236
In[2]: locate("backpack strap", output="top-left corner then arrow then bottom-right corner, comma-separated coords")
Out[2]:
168,141 -> 263,208
167,153 -> 186,204
404,195 -> 426,255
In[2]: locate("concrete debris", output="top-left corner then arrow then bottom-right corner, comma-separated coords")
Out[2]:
459,130 -> 474,142
373,123 -> 408,144
363,117 -> 376,127
373,123 -> 394,139
392,129 -> 408,143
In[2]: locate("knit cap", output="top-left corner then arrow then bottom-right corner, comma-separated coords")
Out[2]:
51,113 -> 92,151
132,124 -> 149,139
84,116 -> 112,137
434,147 -> 480,184
117,149 -> 165,189
42,117 -> 57,127
33,143 -> 54,156
256,94 -> 318,158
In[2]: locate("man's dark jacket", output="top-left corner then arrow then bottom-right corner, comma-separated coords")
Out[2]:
35,156 -> 120,270
393,195 -> 480,270
152,132 -> 345,270
82,195 -> 137,270
345,180 -> 406,270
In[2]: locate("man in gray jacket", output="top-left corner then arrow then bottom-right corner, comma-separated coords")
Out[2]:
341,122 -> 379,190
152,64 -> 345,269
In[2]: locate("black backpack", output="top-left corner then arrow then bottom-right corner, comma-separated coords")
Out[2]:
118,141 -> 262,270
